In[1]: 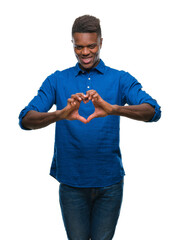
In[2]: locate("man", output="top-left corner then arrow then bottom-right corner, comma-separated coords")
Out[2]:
19,15 -> 161,240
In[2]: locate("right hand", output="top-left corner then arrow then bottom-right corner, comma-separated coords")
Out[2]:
60,93 -> 87,124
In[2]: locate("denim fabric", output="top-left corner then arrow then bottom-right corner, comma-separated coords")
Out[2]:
59,179 -> 124,240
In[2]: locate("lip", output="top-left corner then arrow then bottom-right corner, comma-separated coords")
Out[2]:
81,57 -> 93,64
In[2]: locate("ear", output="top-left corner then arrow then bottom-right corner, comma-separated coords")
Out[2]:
100,38 -> 103,48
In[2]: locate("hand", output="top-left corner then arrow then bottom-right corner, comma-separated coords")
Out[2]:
85,90 -> 113,123
61,93 -> 87,124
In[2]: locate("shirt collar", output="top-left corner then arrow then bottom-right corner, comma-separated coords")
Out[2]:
74,59 -> 106,77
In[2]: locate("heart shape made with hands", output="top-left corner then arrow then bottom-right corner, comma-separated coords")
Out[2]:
68,91 -> 110,124
78,97 -> 95,120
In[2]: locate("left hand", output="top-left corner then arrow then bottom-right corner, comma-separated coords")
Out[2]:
85,90 -> 113,123
62,93 -> 87,123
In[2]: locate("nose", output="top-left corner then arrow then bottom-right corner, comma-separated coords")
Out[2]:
82,47 -> 90,56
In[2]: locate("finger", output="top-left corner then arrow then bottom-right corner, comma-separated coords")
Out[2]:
78,93 -> 87,98
75,93 -> 89,104
91,93 -> 99,102
76,115 -> 88,124
68,98 -> 74,103
86,112 -> 97,123
83,97 -> 89,104
71,94 -> 82,102
86,90 -> 96,94
77,93 -> 89,104
76,93 -> 87,100
68,98 -> 76,106
86,90 -> 97,100
71,93 -> 86,102
86,90 -> 96,96
90,92 -> 98,101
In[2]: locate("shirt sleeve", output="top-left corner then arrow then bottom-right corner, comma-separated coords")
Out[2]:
120,71 -> 161,122
19,72 -> 57,130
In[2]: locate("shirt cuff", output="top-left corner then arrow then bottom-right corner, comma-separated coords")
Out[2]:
18,106 -> 37,130
144,100 -> 161,122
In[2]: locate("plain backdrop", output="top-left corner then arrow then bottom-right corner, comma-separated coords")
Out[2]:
1,0 -> 180,239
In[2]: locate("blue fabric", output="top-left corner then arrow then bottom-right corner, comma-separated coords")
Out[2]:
59,179 -> 124,239
19,60 -> 161,187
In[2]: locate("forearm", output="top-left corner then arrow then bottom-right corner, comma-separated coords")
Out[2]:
21,110 -> 64,130
111,103 -> 155,122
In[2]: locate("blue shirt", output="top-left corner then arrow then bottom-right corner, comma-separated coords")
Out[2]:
19,60 -> 161,188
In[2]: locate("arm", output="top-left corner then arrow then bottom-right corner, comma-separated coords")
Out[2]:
85,90 -> 156,123
21,110 -> 63,130
119,71 -> 161,122
111,103 -> 155,122
21,93 -> 87,130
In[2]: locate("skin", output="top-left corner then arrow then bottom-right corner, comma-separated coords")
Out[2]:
72,32 -> 102,71
22,32 -> 155,130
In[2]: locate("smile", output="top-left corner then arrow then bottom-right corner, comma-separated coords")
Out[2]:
81,57 -> 92,64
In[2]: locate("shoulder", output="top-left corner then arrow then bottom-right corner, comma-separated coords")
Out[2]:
104,64 -> 131,79
56,66 -> 75,77
46,66 -> 75,83
104,64 -> 140,90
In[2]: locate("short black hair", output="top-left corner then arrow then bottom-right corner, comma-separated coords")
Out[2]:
72,15 -> 101,38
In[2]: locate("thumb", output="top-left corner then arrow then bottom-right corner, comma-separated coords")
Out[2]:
76,114 -> 88,124
86,112 -> 97,123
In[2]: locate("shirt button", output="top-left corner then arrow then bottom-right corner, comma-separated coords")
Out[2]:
87,86 -> 90,89
88,78 -> 91,80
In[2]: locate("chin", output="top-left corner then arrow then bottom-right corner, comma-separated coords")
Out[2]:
79,63 -> 92,70
83,64 -> 93,69
82,60 -> 98,70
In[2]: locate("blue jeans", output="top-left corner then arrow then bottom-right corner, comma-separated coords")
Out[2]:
59,179 -> 124,240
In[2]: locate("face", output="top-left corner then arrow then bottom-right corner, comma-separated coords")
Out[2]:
72,32 -> 103,71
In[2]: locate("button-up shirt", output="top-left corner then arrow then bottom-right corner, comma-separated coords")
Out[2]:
19,60 -> 161,187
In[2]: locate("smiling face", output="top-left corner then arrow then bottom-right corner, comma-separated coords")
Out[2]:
72,32 -> 103,71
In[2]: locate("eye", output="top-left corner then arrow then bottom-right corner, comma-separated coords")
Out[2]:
75,46 -> 83,50
89,44 -> 96,49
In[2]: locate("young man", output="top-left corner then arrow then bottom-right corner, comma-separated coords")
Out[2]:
19,15 -> 161,240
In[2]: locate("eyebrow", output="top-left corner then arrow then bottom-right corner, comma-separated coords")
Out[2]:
75,43 -> 97,47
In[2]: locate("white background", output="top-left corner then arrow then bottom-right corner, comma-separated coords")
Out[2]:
1,0 -> 180,239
